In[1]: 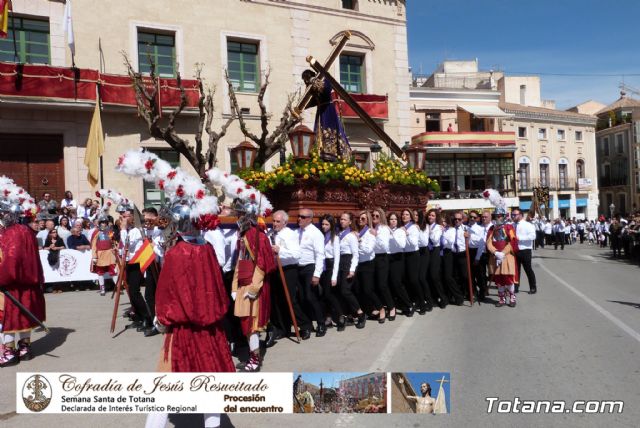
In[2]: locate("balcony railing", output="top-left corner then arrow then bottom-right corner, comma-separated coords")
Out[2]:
411,131 -> 516,148
519,178 -> 595,191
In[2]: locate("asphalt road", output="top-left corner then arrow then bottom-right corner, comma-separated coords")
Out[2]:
1,243 -> 639,427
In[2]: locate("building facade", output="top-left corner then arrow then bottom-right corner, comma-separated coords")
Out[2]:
594,92 -> 640,216
498,76 -> 599,220
410,60 -> 518,212
0,0 -> 410,209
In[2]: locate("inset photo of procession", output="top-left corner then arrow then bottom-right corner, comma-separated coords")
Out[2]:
293,372 -> 387,414
391,372 -> 450,414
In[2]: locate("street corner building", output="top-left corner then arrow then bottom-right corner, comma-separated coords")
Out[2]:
0,0 -> 411,210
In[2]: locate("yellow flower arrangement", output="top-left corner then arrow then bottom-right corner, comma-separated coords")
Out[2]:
238,151 -> 439,193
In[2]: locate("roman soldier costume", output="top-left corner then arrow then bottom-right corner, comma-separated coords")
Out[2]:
0,176 -> 45,367
483,189 -> 519,308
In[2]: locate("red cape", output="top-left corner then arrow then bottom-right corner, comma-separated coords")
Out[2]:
155,240 -> 234,372
0,224 -> 46,333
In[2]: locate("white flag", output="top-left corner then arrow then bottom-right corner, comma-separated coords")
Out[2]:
433,382 -> 447,414
63,0 -> 75,57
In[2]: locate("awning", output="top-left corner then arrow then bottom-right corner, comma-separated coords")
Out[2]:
520,200 -> 532,210
458,104 -> 513,118
576,198 -> 588,207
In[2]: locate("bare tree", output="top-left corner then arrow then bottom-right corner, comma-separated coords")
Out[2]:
225,68 -> 300,167
123,53 -> 234,180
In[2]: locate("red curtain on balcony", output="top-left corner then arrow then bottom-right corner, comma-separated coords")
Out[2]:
0,61 -> 199,108
332,92 -> 388,119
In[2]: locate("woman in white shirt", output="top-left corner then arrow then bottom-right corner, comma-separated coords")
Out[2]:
387,212 -> 413,318
355,211 -> 384,323
320,214 -> 343,331
401,209 -> 427,315
337,212 -> 366,329
56,215 -> 72,248
417,210 -> 435,312
426,208 -> 447,308
371,207 -> 396,321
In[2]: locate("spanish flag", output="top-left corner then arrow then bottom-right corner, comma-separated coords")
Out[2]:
129,239 -> 156,273
0,0 -> 11,39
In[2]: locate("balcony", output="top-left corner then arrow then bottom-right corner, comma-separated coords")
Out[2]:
411,131 -> 516,153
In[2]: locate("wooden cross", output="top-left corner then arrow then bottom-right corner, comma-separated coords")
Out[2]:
305,56 -> 404,158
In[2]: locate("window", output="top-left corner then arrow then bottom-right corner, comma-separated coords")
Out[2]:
518,127 -> 527,138
143,150 -> 180,209
603,136 -> 610,156
557,129 -> 566,141
575,130 -> 583,141
616,133 -> 624,153
0,16 -> 50,64
138,31 -> 176,77
618,194 -> 626,216
518,163 -> 530,190
340,54 -> 364,93
227,40 -> 259,92
538,128 -> 547,140
426,113 -> 441,132
540,163 -> 549,187
558,164 -> 568,189
342,0 -> 357,10
576,159 -> 585,179
519,85 -> 526,105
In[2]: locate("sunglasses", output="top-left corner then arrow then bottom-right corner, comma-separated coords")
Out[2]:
470,216 -> 478,219
455,218 -> 463,221
372,213 -> 380,218
298,215 -> 311,219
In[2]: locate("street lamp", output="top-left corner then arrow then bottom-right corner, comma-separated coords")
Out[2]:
609,203 -> 615,218
288,124 -> 315,160
230,140 -> 258,170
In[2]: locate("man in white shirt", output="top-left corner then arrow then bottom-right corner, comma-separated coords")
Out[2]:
268,210 -> 311,343
512,209 -> 537,294
467,210 -> 487,301
119,208 -> 152,332
553,219 -> 565,250
296,208 -> 326,338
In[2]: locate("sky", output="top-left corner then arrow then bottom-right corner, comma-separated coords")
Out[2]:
405,372 -> 451,413
406,0 -> 640,109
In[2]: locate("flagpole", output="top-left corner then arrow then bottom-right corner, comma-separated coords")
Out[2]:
10,1 -> 18,62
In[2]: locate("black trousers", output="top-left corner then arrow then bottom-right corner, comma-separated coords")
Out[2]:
427,248 -> 448,305
516,249 -> 537,291
321,258 -> 343,321
418,247 -> 434,306
271,263 -> 311,333
554,232 -> 565,249
477,252 -> 489,299
388,252 -> 412,310
545,234 -> 553,246
338,254 -> 361,315
143,262 -> 160,319
536,230 -> 545,249
404,251 -> 426,309
125,263 -> 150,322
578,230 -> 585,244
373,254 -> 395,309
468,248 -> 486,299
356,259 -> 382,312
298,264 -> 324,327
442,249 -> 465,303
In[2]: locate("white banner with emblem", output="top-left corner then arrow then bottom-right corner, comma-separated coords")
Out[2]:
39,249 -> 99,283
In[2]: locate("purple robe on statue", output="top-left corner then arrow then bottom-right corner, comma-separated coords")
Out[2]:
307,78 -> 351,161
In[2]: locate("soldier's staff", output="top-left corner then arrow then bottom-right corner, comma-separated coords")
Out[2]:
464,235 -> 475,307
1,288 -> 49,334
110,244 -> 129,333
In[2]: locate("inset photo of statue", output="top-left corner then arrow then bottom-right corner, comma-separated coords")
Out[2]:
391,372 -> 450,414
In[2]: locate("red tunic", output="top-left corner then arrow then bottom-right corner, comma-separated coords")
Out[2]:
0,224 -> 46,333
237,226 -> 277,336
155,239 -> 234,373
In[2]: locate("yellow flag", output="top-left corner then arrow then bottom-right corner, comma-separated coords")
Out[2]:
84,101 -> 105,188
0,0 -> 11,39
